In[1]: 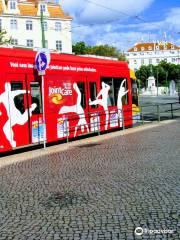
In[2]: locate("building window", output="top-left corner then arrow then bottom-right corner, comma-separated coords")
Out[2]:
141,59 -> 144,65
148,46 -> 152,50
10,19 -> 17,29
172,58 -> 176,62
164,58 -> 167,62
156,59 -> 160,63
40,4 -> 46,12
27,39 -> 33,47
156,46 -> 159,50
26,20 -> 33,30
10,0 -> 16,10
55,22 -> 61,31
134,60 -> 137,64
149,59 -> 152,64
171,45 -> 174,49
43,21 -> 48,31
11,38 -> 18,45
56,40 -> 62,51
0,19 -> 2,31
141,47 -> 144,51
134,47 -> 137,51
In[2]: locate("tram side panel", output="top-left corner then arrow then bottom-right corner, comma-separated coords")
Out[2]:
45,74 -> 91,142
0,72 -> 12,153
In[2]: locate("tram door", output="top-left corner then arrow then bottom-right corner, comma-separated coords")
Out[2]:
87,77 -> 101,133
4,74 -> 31,148
26,74 -> 43,145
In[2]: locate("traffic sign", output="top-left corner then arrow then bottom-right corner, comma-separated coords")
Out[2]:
35,49 -> 50,73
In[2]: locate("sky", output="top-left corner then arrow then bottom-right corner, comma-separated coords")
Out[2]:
61,0 -> 180,51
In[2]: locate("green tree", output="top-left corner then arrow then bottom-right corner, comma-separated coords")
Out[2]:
135,65 -> 149,88
72,41 -> 89,55
72,41 -> 126,61
136,61 -> 180,88
0,30 -> 11,45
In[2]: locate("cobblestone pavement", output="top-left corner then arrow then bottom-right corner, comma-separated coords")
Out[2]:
0,121 -> 180,240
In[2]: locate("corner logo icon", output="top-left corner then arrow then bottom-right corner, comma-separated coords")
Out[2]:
134,227 -> 144,236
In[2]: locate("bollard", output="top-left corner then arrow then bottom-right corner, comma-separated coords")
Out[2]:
157,105 -> 160,122
170,103 -> 174,119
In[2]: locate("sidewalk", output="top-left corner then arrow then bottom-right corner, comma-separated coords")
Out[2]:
0,119 -> 177,167
0,119 -> 179,240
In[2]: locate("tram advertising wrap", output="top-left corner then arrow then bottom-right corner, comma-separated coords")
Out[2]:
0,48 -> 132,154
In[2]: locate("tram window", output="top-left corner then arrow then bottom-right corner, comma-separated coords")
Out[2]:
11,82 -> 25,114
89,82 -> 97,108
100,77 -> 115,106
30,82 -> 42,114
114,78 -> 129,105
77,82 -> 86,109
100,77 -> 129,106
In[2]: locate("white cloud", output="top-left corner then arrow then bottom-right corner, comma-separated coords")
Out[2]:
165,7 -> 180,31
61,1 -> 180,50
61,0 -> 154,24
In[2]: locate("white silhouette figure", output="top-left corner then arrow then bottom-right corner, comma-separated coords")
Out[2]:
117,79 -> 129,127
59,83 -> 89,137
89,82 -> 110,130
0,83 -> 37,147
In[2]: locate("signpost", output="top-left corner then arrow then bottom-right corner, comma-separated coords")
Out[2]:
35,49 -> 50,149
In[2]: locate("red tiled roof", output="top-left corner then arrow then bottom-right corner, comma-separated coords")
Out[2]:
1,0 -> 72,19
128,42 -> 180,52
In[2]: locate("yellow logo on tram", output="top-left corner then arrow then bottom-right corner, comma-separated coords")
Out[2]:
50,93 -> 63,105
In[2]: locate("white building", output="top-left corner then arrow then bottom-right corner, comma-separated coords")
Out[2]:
125,41 -> 180,71
0,0 -> 72,53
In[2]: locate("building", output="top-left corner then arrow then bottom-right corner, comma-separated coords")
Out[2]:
125,41 -> 180,71
0,0 -> 72,53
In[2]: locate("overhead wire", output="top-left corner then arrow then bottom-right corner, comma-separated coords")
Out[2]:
62,0 -> 179,43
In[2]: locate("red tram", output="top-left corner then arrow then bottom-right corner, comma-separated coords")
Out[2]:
0,47 -> 132,153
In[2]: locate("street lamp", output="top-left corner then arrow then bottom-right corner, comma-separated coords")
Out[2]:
40,10 -> 46,48
156,69 -> 159,96
165,71 -> 168,94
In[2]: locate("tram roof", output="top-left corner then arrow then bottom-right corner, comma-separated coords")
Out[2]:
0,47 -> 128,67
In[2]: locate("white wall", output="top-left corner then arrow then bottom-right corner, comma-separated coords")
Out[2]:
1,15 -> 72,53
126,49 -> 180,70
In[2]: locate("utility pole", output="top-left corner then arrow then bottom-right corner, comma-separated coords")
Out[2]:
156,69 -> 159,96
40,10 -> 46,48
165,71 -> 168,94
40,10 -> 46,148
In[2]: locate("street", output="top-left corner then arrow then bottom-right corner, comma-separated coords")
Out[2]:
138,95 -> 180,122
139,95 -> 179,105
0,120 -> 179,240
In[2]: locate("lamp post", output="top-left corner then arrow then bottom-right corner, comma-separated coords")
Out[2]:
165,71 -> 168,95
40,10 -> 46,48
156,69 -> 159,96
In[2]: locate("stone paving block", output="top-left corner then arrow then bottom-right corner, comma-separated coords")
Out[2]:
0,120 -> 179,240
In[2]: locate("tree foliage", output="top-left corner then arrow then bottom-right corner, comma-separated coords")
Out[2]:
72,41 -> 126,61
0,30 -> 11,45
135,61 -> 180,88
